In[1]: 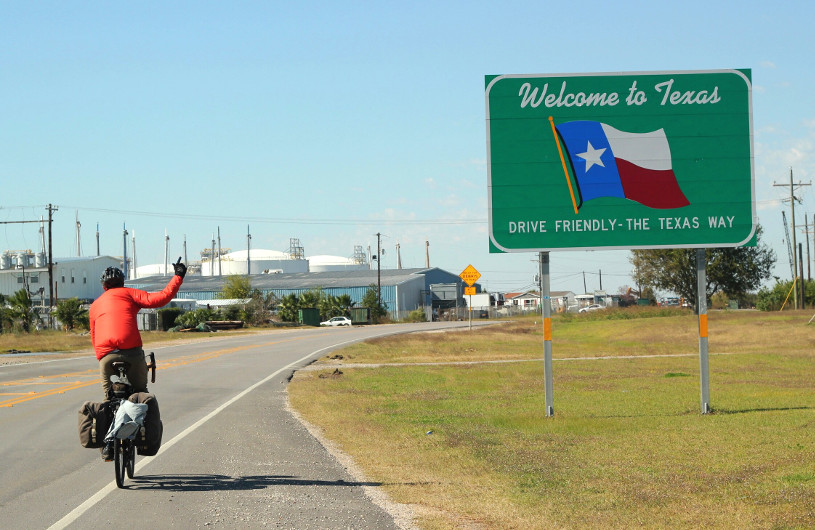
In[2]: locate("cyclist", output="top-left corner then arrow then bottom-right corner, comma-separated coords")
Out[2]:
90,261 -> 186,460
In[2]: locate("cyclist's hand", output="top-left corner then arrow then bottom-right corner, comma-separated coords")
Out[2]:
173,261 -> 187,278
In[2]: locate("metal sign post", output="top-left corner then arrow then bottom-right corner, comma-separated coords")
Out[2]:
697,249 -> 710,413
540,252 -> 554,416
468,292 -> 472,330
459,266 -> 481,331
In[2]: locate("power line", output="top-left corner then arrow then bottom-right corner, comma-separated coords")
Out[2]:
55,205 -> 486,226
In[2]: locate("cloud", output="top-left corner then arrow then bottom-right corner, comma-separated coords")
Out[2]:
757,198 -> 781,211
759,60 -> 776,69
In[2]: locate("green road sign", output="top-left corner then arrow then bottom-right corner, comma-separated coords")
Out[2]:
486,69 -> 755,252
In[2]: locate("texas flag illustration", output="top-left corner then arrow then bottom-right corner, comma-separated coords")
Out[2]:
554,120 -> 690,209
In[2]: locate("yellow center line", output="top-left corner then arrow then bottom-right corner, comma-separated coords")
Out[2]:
0,336 -> 310,407
1,380 -> 99,407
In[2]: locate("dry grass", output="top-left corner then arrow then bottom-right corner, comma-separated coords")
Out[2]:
290,310 -> 815,529
0,328 -> 256,359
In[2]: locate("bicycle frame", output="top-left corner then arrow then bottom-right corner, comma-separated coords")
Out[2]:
108,351 -> 156,488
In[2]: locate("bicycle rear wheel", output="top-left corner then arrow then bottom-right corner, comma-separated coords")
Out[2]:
114,440 -> 126,488
126,442 -> 135,478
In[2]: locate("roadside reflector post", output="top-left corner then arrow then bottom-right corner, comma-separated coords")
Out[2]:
540,251 -> 554,417
697,248 -> 710,414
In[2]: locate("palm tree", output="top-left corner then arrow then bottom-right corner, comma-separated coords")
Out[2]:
336,294 -> 354,316
7,289 -> 38,332
0,293 -> 10,333
299,289 -> 321,309
54,298 -> 87,331
277,293 -> 300,322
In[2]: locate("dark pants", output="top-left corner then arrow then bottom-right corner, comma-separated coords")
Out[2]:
99,347 -> 148,399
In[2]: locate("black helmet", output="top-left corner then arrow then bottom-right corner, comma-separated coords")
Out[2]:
101,267 -> 125,289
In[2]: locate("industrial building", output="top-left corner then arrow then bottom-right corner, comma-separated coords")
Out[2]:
0,238 -> 476,320
127,267 -> 473,320
0,251 -> 120,304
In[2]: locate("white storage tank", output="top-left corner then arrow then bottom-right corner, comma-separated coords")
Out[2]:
307,255 -> 369,272
0,251 -> 11,270
134,263 -> 171,278
35,252 -> 46,268
16,252 -> 30,268
200,249 -> 308,275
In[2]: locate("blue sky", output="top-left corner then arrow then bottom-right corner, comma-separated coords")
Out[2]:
1,1 -> 814,296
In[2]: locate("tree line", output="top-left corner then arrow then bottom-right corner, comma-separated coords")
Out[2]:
0,275 -> 391,333
629,224 -> 815,310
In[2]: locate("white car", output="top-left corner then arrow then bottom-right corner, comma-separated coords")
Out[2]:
579,304 -> 604,313
320,316 -> 352,327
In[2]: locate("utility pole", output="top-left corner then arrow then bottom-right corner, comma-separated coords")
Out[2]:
774,168 -> 811,309
246,225 -> 251,276
376,232 -> 381,307
804,216 -> 812,282
75,211 -> 81,257
96,223 -> 100,256
0,211 -> 56,321
800,244 -> 806,309
599,269 -> 603,291
425,240 -> 430,268
47,204 -> 57,309
163,229 -> 169,276
122,223 -> 129,279
131,230 -> 136,279
217,227 -> 222,277
211,234 -> 216,276
582,271 -> 587,294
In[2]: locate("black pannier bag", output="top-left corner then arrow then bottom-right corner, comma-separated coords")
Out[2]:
128,392 -> 163,456
78,401 -> 112,449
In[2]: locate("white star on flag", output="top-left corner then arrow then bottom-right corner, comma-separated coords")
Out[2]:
576,141 -> 606,172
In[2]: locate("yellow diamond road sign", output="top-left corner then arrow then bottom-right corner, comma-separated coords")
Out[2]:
460,264 -> 481,286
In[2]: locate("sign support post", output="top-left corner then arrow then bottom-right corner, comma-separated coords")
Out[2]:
468,293 -> 472,330
459,265 -> 481,332
540,251 -> 554,417
697,248 -> 710,414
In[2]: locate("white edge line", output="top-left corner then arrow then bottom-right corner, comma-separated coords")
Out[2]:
47,337 -> 363,530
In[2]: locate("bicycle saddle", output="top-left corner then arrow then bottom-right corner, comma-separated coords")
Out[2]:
111,361 -> 131,371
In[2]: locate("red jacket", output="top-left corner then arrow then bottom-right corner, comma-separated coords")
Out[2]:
90,275 -> 183,360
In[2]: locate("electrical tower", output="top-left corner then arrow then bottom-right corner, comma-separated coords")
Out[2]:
773,168 -> 811,309
782,211 -> 794,279
289,238 -> 304,260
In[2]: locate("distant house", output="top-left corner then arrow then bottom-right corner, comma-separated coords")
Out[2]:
505,291 -> 539,311
505,291 -> 575,312
576,290 -> 614,309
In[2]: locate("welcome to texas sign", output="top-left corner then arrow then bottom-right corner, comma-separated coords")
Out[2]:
486,69 -> 755,252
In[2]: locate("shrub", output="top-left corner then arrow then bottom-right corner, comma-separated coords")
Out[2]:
157,308 -> 183,331
176,308 -> 216,328
711,292 -> 730,310
405,308 -> 427,323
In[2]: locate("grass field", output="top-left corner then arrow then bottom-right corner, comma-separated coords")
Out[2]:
288,309 -> 815,529
0,328 -> 247,357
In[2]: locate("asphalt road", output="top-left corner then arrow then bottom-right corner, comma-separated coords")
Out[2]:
0,321 -> 481,529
